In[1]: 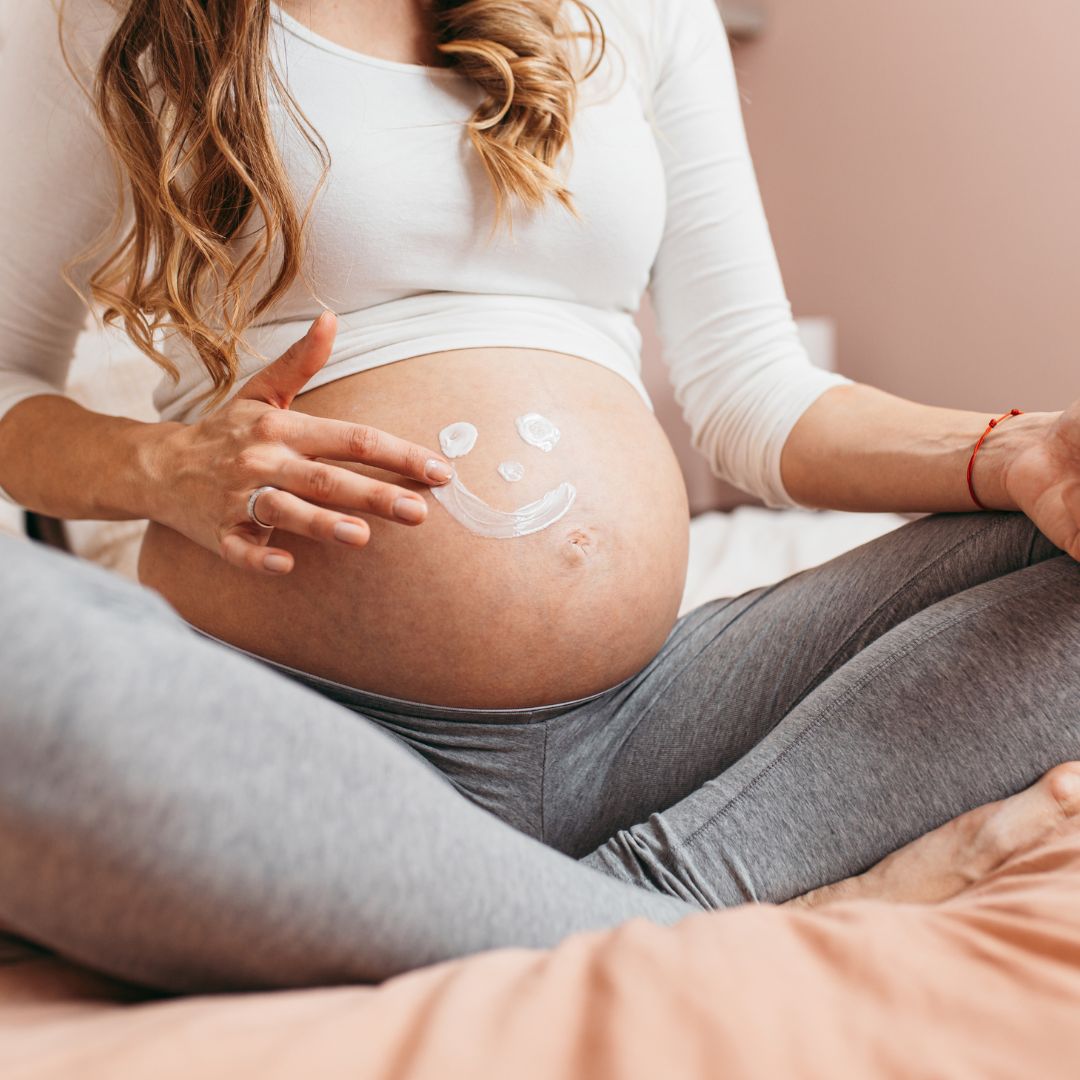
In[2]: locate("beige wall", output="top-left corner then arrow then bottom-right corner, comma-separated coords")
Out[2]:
642,1 -> 1080,510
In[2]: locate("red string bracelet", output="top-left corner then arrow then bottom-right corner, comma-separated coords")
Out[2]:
966,409 -> 1023,510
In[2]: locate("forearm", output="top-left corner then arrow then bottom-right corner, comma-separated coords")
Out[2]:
0,394 -> 178,521
780,383 -> 1052,513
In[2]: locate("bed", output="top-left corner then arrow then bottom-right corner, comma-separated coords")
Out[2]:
4,829 -> 1080,1079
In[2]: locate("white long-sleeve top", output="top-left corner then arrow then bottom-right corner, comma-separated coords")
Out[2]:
0,0 -> 850,508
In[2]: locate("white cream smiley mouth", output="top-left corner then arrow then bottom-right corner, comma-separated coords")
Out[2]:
431,414 -> 577,539
433,477 -> 577,539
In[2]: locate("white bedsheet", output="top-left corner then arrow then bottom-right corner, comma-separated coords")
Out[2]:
680,506 -> 907,614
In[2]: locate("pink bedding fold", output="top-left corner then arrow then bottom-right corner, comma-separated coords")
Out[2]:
4,830 -> 1080,1079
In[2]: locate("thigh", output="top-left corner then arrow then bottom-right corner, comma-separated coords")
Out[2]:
584,553 -> 1080,906
544,511 -> 1059,856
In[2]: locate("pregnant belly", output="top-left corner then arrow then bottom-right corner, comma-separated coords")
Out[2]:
138,348 -> 691,709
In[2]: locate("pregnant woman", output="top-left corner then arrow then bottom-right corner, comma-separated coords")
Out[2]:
1,0 -> 1079,975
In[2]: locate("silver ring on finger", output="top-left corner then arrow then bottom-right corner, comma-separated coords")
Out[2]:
246,485 -> 279,529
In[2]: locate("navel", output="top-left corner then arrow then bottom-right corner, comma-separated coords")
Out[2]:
562,527 -> 596,565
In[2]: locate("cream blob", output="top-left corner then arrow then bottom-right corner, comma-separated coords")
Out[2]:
515,413 -> 560,453
433,476 -> 576,539
497,460 -> 525,483
439,421 -> 479,459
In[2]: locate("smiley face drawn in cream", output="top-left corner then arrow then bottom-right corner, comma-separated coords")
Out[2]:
432,417 -> 576,539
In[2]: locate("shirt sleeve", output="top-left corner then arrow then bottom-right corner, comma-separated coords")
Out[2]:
645,0 -> 852,508
0,2 -> 121,429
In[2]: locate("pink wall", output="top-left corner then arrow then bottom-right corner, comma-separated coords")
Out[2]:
732,0 -> 1080,409
642,1 -> 1080,510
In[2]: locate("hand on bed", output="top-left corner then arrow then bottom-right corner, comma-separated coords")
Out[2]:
154,311 -> 454,576
1005,398 -> 1080,562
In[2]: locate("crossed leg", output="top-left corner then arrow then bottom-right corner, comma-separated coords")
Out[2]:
577,515 -> 1080,905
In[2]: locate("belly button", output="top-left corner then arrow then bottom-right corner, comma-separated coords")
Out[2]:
562,528 -> 595,564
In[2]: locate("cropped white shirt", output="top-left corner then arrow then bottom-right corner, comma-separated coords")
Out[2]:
0,0 -> 851,507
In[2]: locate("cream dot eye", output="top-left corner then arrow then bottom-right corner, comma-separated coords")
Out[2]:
438,421 -> 478,459
515,413 -> 560,453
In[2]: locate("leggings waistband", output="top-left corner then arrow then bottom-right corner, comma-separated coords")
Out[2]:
185,623 -> 627,724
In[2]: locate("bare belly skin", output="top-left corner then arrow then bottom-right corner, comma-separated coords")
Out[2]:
138,348 -> 691,709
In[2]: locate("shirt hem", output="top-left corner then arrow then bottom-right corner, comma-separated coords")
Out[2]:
162,331 -> 654,424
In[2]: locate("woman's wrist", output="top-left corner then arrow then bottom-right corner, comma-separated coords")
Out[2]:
969,411 -> 1055,512
120,418 -> 189,525
0,395 -> 186,522
779,385 -> 1062,515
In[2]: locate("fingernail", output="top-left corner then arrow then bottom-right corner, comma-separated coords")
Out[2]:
393,497 -> 426,524
425,459 -> 454,484
264,554 -> 291,573
334,522 -> 368,546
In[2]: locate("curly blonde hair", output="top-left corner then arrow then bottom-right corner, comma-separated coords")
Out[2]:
64,0 -> 605,406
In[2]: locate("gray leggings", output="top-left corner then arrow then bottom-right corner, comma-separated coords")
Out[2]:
0,511 -> 1078,991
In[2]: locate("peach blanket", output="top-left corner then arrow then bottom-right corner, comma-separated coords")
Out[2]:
3,830 -> 1079,1079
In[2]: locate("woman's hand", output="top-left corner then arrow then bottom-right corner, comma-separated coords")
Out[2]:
1004,399 -> 1080,561
152,311 -> 454,575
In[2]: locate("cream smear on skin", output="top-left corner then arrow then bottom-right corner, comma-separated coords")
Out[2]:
432,413 -> 577,539
515,413 -> 561,452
